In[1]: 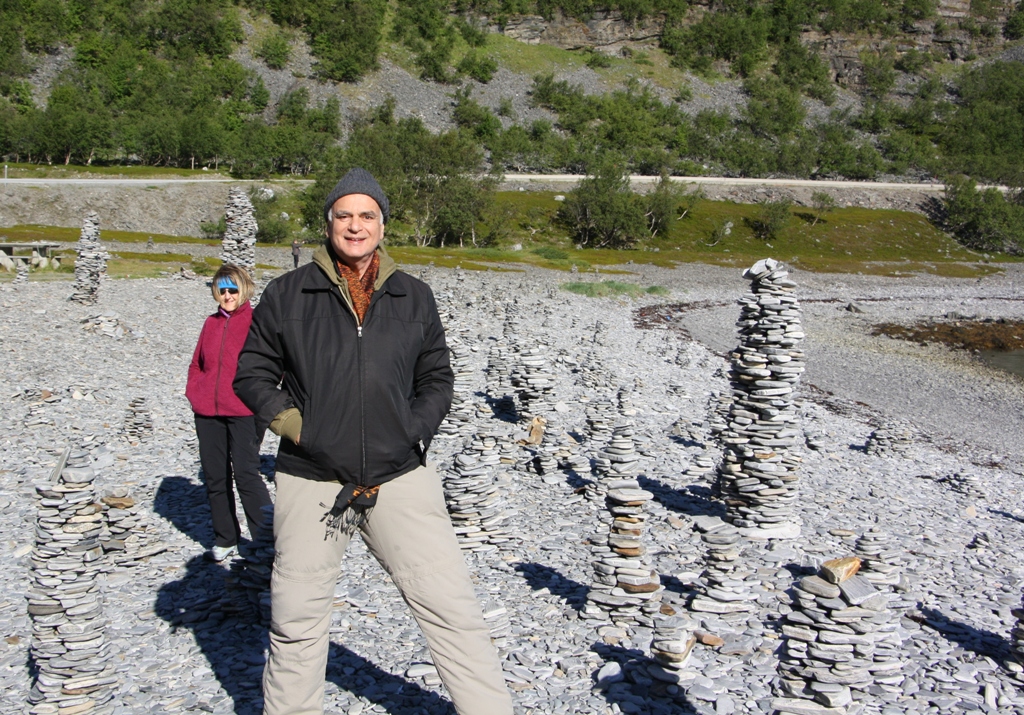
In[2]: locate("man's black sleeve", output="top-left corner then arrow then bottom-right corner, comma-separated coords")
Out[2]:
234,281 -> 295,429
408,286 -> 454,453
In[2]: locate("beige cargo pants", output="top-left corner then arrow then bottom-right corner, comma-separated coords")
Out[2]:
262,466 -> 514,715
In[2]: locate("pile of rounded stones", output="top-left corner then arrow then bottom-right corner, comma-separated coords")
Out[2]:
220,187 -> 257,274
864,420 -> 917,457
14,262 -> 29,284
648,610 -> 698,684
715,258 -> 806,539
512,345 -> 556,418
853,528 -> 903,587
70,211 -> 109,305
442,433 -> 511,551
775,556 -> 905,714
28,448 -> 118,714
98,487 -> 137,554
584,398 -> 616,443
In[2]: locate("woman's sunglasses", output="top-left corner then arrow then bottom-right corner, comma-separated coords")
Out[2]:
219,287 -> 239,295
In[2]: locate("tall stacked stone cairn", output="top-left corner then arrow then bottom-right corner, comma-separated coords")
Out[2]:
774,556 -> 905,714
690,521 -> 761,615
70,212 -> 108,305
583,426 -> 663,628
512,345 -> 556,418
864,419 -> 916,456
15,261 -> 30,284
122,397 -> 153,443
438,332 -> 475,437
715,258 -> 806,539
28,448 -> 119,714
220,187 -> 257,275
442,433 -> 510,550
586,423 -> 641,502
584,398 -> 616,444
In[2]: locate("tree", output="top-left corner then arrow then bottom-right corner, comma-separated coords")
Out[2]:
644,170 -> 682,238
810,190 -> 836,226
750,197 -> 792,240
943,175 -> 1024,254
39,83 -> 112,164
558,158 -> 648,248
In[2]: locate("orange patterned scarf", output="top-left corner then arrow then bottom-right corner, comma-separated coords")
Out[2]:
334,252 -> 379,325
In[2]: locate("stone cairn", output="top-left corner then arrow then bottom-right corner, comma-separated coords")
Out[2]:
584,398 -> 616,444
715,258 -> 806,539
438,332 -> 475,438
99,488 -> 137,554
80,313 -> 128,340
583,426 -> 663,628
70,212 -> 108,305
1012,594 -> 1024,666
586,423 -> 641,502
690,521 -> 761,616
123,397 -> 153,443
775,557 -> 905,714
853,528 -> 903,587
649,609 -> 698,684
443,433 -> 511,551
512,345 -> 556,419
15,261 -> 29,284
220,187 -> 257,275
864,419 -> 916,456
28,448 -> 119,714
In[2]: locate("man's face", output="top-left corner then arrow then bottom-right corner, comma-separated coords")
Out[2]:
328,193 -> 383,271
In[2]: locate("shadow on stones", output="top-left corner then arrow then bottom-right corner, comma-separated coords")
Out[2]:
635,476 -> 726,520
325,643 -> 456,715
914,607 -> 1012,661
480,393 -> 518,423
154,475 -> 214,548
561,467 -> 593,492
668,434 -> 707,449
156,555 -> 268,715
591,643 -> 698,715
920,196 -> 946,226
513,562 -> 589,612
988,507 -> 1024,524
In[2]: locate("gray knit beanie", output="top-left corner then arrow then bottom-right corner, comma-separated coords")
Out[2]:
323,168 -> 390,225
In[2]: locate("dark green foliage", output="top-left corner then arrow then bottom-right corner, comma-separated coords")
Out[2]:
943,175 -> 1024,254
557,158 -> 648,248
774,40 -> 836,104
256,30 -> 291,70
452,87 -> 502,140
585,50 -> 613,69
250,188 -> 291,243
644,171 -> 681,238
532,246 -> 570,260
662,1 -> 770,76
861,50 -> 897,99
458,51 -> 499,83
750,197 -> 792,239
148,0 -> 243,59
200,215 -> 226,239
1007,1 -> 1024,39
743,75 -> 806,137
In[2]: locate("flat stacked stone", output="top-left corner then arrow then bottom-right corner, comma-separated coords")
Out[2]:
484,335 -> 517,420
775,556 -> 905,713
583,472 -> 662,629
15,261 -> 29,284
438,333 -> 475,437
1012,591 -> 1024,665
946,470 -> 985,498
853,528 -> 903,587
220,187 -> 257,275
864,420 -> 916,456
512,346 -> 556,418
443,433 -> 510,550
715,258 -> 806,540
707,392 -> 733,443
123,397 -> 152,443
28,448 -> 118,714
481,598 -> 513,648
584,398 -> 616,443
229,503 -> 275,624
70,212 -> 109,305
80,312 -> 127,340
99,487 -> 137,554
682,454 -> 716,483
690,522 -> 760,615
587,424 -> 641,502
648,610 -> 698,684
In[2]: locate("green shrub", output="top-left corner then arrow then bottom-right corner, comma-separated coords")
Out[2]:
256,30 -> 291,70
1005,1 -> 1024,39
200,215 -> 226,240
750,197 -> 792,240
943,175 -> 1024,254
861,50 -> 897,99
457,51 -> 498,83
561,280 -> 669,298
557,158 -> 648,248
532,246 -> 570,260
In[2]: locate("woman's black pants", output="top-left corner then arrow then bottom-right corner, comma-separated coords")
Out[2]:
194,415 -> 272,547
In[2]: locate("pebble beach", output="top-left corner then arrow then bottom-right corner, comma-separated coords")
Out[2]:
2,259 -> 1024,715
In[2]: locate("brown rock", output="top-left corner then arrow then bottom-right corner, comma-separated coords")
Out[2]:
102,496 -> 135,509
820,556 -> 861,584
612,547 -> 643,557
619,581 -> 661,593
659,604 -> 677,615
695,630 -> 725,647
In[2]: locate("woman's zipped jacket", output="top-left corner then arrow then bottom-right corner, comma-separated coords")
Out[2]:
233,246 -> 454,488
186,300 -> 255,418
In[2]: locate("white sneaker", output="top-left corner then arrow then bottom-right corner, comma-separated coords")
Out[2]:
207,544 -> 237,562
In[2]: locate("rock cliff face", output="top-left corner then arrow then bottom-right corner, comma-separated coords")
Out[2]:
491,4 -> 1013,89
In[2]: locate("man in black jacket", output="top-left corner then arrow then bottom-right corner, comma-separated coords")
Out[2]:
234,168 -> 513,715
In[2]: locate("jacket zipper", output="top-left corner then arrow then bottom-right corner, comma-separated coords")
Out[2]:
214,313 -> 230,415
358,322 -> 365,484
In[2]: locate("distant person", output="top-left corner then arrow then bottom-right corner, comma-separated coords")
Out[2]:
234,168 -> 513,715
186,264 -> 272,562
291,239 -> 301,269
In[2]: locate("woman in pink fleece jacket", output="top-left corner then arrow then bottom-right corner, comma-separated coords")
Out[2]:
186,264 -> 271,562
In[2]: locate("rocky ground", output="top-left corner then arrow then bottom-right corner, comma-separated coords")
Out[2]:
1,259 -> 1023,715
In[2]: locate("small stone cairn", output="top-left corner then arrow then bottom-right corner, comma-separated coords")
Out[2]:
70,212 -> 109,305
15,261 -> 29,284
715,258 -> 806,539
80,312 -> 128,339
220,188 -> 257,275
28,448 -> 118,714
438,333 -> 475,437
587,423 -> 641,502
864,420 -> 916,456
584,426 -> 662,628
853,528 -> 903,587
1012,593 -> 1024,666
584,398 -> 616,444
775,556 -> 905,714
443,433 -> 510,550
649,609 -> 698,684
123,397 -> 153,443
512,345 -> 556,418
690,521 -> 761,615
99,488 -> 137,554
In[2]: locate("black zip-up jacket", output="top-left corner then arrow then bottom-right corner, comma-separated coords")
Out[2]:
233,253 -> 453,487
